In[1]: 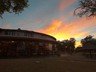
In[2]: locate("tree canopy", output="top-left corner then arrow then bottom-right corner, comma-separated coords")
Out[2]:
59,38 -> 76,54
0,0 -> 28,18
81,35 -> 96,48
74,0 -> 96,17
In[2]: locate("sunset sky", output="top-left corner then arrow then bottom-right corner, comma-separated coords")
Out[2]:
0,0 -> 96,47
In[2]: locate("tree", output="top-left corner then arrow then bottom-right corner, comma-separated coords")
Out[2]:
69,38 -> 76,53
74,0 -> 96,17
81,35 -> 96,48
81,35 -> 96,58
60,38 -> 76,54
0,0 -> 29,18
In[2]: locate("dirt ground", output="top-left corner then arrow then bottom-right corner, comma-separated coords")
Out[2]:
0,55 -> 96,72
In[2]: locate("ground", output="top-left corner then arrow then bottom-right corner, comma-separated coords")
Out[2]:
0,54 -> 96,72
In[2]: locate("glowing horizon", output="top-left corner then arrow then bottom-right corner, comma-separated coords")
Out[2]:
37,18 -> 96,47
0,0 -> 96,48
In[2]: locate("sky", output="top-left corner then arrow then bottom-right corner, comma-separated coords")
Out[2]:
0,0 -> 96,47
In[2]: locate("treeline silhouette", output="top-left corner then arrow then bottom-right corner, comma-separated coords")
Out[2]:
57,35 -> 96,58
0,35 -> 96,58
76,35 -> 96,58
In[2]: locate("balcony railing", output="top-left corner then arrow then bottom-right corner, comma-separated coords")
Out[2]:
0,34 -> 55,41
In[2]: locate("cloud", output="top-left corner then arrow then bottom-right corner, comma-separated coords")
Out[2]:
37,17 -> 96,41
58,0 -> 76,11
39,19 -> 62,34
37,17 -> 96,47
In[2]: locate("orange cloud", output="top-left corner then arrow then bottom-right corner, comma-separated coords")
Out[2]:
37,17 -> 96,46
59,0 -> 76,11
39,19 -> 62,34
37,17 -> 96,47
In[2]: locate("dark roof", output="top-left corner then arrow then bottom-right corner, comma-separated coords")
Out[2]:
0,28 -> 56,41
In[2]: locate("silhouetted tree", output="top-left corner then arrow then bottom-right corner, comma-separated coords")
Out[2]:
69,38 -> 76,53
74,0 -> 96,17
0,0 -> 29,18
81,35 -> 96,48
60,38 -> 76,54
81,35 -> 96,58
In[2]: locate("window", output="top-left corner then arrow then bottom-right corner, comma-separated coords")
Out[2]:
5,31 -> 9,35
5,31 -> 15,36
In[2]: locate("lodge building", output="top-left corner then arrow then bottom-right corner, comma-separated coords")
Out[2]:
0,28 -> 58,57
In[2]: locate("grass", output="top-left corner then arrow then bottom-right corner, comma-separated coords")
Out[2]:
0,56 -> 96,72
